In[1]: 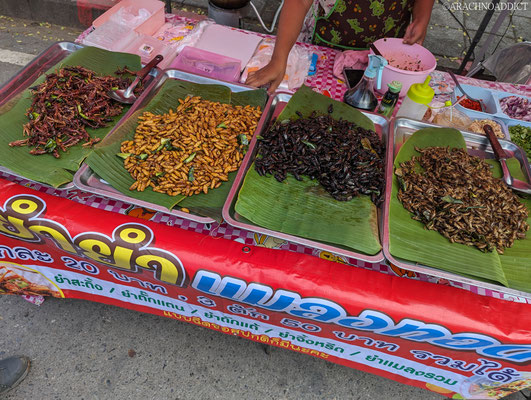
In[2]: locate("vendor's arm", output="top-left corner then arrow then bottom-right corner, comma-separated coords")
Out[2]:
403,0 -> 435,45
245,0 -> 312,92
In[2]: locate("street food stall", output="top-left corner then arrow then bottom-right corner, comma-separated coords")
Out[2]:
0,2 -> 530,399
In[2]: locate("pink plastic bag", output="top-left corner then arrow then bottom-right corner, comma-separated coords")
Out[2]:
333,50 -> 370,80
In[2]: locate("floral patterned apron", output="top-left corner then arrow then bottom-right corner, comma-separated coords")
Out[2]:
310,0 -> 413,50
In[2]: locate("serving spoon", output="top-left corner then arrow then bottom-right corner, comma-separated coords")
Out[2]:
108,54 -> 163,104
483,124 -> 531,195
447,69 -> 485,112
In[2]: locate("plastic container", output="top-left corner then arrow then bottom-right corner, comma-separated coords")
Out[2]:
122,35 -> 176,68
170,46 -> 241,82
92,0 -> 165,36
433,100 -> 473,130
451,84 -> 498,116
466,117 -> 509,139
82,21 -> 138,52
495,92 -> 531,122
395,76 -> 435,120
450,84 -> 531,127
370,37 -> 437,98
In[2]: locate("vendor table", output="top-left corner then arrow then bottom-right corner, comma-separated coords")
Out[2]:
1,15 -> 530,399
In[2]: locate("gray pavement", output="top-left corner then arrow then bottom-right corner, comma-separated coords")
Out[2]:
0,14 -> 527,400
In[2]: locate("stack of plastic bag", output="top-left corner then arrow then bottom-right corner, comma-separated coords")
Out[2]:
241,38 -> 311,91
153,19 -> 215,54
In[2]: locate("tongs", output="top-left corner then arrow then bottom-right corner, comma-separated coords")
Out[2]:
447,69 -> 485,113
108,54 -> 163,104
483,124 -> 531,195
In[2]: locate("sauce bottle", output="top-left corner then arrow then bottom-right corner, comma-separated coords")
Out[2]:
395,76 -> 435,120
376,80 -> 402,117
344,55 -> 388,111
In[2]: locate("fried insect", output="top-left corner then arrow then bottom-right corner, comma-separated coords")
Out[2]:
255,111 -> 385,205
120,96 -> 262,196
10,66 -> 137,158
396,146 -> 529,253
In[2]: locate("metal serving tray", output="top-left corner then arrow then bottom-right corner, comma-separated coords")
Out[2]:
0,41 -> 160,190
222,92 -> 389,263
383,117 -> 531,298
74,69 -> 270,224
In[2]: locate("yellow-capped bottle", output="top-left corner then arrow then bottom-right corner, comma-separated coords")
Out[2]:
395,76 -> 435,120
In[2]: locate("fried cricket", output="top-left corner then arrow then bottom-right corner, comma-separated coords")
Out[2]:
396,146 -> 529,253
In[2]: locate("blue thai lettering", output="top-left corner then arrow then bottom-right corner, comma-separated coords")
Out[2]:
486,368 -> 520,383
358,337 -> 375,345
374,341 -> 399,352
191,270 -> 531,364
260,290 -> 298,311
107,270 -> 130,282
218,277 -> 247,299
289,299 -> 346,322
473,359 -> 502,375
431,355 -> 452,365
449,360 -> 477,371
433,333 -> 498,349
0,245 -> 15,258
239,283 -> 273,305
227,304 -> 246,314
332,331 -> 357,341
410,350 -> 433,360
379,319 -> 449,341
33,250 -> 53,263
191,270 -> 221,294
13,247 -> 34,260
337,310 -> 391,330
479,345 -> 531,363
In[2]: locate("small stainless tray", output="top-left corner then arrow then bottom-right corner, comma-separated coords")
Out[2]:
383,117 -> 531,298
0,41 -> 160,190
222,92 -> 389,263
74,69 -> 270,224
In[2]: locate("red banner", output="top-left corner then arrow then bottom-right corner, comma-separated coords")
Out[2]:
0,178 -> 529,399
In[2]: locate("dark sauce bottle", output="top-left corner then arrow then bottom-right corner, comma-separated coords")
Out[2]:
344,55 -> 387,111
376,81 -> 402,117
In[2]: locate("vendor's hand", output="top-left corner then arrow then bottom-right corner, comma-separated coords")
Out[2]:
245,60 -> 286,94
402,20 -> 429,45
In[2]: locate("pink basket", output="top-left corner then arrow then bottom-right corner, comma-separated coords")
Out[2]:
92,0 -> 165,36
370,37 -> 437,98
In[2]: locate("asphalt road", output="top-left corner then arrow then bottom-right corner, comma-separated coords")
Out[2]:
0,15 -> 525,400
